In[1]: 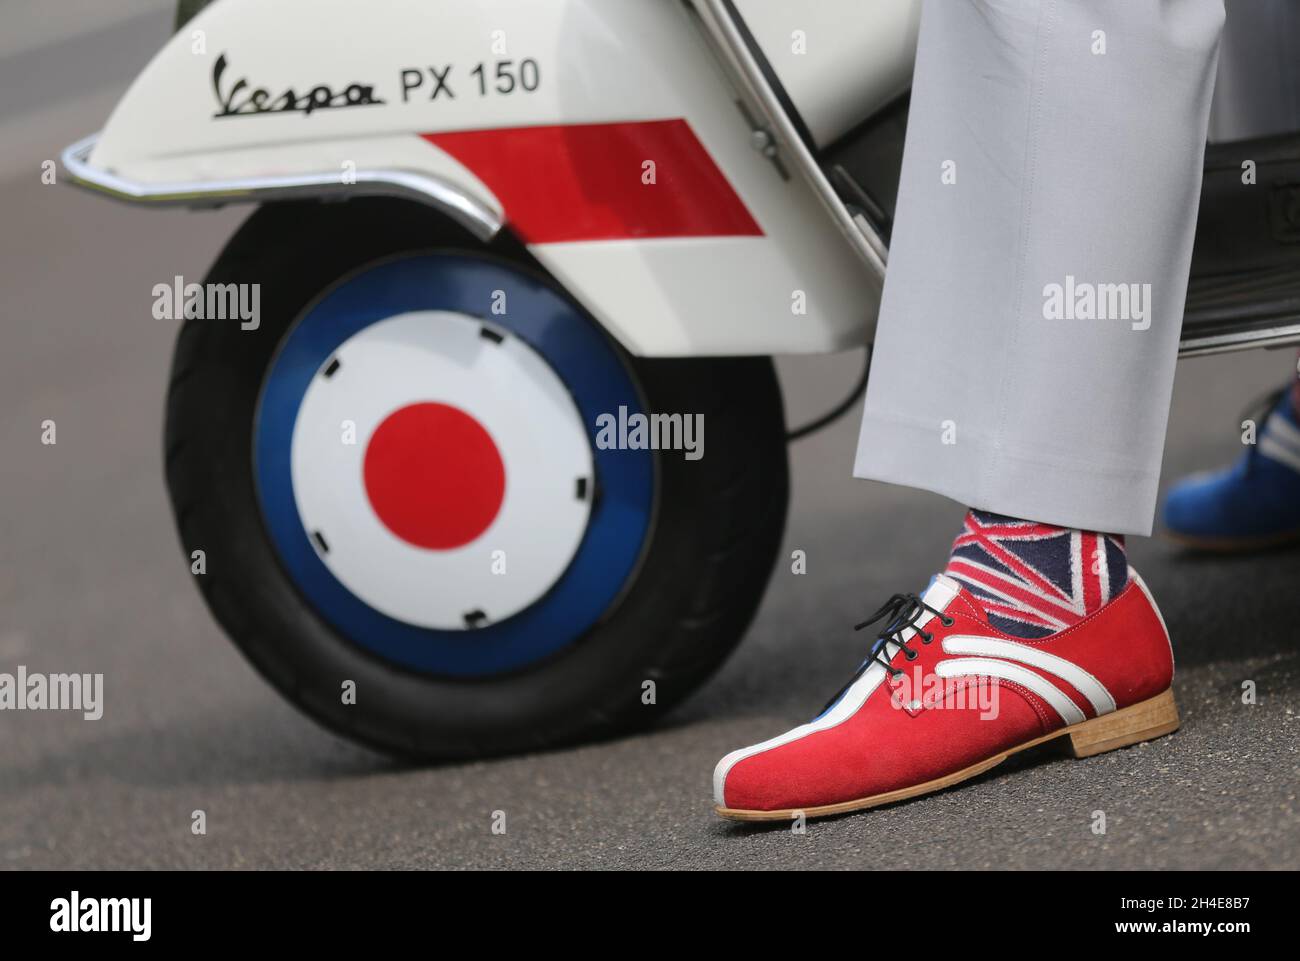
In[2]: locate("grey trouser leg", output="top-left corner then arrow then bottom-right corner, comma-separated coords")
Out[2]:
853,0 -> 1224,536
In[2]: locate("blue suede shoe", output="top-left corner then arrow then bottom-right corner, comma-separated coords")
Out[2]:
1164,390 -> 1300,550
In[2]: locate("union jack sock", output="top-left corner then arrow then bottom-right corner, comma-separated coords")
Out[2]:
942,510 -> 1128,639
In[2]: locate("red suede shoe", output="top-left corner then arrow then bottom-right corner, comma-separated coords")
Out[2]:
713,571 -> 1179,820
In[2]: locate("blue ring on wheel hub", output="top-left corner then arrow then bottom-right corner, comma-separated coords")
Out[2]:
253,254 -> 655,677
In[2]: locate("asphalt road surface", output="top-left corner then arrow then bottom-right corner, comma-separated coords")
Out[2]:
1,3 -> 1297,870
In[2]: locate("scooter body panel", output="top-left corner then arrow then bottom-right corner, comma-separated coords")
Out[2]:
732,0 -> 920,147
86,0 -> 883,356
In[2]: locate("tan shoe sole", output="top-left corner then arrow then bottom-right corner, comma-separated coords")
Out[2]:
714,688 -> 1180,822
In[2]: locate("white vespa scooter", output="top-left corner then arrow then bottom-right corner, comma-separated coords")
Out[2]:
63,0 -> 1300,758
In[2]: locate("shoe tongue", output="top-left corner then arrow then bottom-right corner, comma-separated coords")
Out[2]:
921,573 -> 962,611
922,573 -> 990,624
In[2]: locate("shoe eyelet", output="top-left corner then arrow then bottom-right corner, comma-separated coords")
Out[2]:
942,616 -> 954,627
921,632 -> 933,644
905,649 -> 918,661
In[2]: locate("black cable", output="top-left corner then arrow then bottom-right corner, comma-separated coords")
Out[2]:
786,346 -> 872,442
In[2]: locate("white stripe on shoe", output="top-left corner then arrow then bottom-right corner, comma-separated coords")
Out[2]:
1259,434 -> 1300,475
934,658 -> 1088,726
1260,409 -> 1300,474
940,636 -> 1116,715
1265,407 -> 1300,454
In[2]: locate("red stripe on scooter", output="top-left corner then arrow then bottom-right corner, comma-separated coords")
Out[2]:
422,120 -> 763,243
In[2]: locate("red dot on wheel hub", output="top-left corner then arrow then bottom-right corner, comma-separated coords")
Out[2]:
363,402 -> 506,550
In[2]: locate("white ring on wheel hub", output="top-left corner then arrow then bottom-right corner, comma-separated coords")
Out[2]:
288,311 -> 594,630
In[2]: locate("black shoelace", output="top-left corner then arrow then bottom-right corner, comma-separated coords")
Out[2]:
819,592 -> 954,714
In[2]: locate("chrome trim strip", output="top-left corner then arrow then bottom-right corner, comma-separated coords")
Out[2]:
59,134 -> 503,242
691,1 -> 888,284
1178,322 -> 1300,357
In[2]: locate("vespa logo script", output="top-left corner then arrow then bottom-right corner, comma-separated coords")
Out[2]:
212,53 -> 386,118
